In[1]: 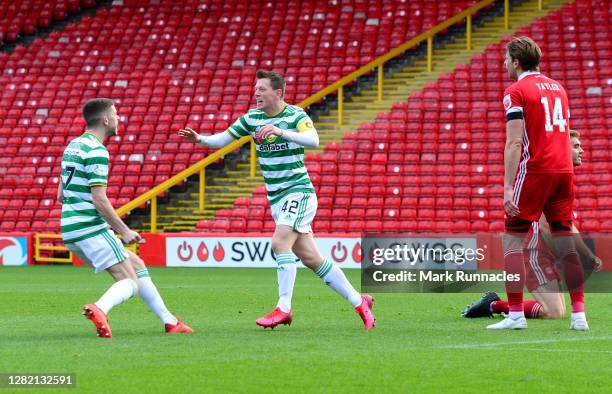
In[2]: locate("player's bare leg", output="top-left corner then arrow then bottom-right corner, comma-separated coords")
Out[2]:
487,232 -> 528,329
256,225 -> 299,328
293,233 -> 375,330
83,259 -> 139,338
127,250 -> 192,334
531,280 -> 565,319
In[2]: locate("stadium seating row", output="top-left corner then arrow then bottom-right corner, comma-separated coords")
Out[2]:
0,0 -> 483,233
198,0 -> 612,233
0,0 -> 97,44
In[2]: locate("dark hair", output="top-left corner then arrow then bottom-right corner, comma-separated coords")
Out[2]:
82,98 -> 114,127
256,70 -> 285,96
507,36 -> 542,71
569,129 -> 580,139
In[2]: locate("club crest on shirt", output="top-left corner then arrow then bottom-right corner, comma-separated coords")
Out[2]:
503,94 -> 512,111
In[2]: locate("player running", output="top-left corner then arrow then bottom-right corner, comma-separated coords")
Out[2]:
463,132 -> 602,321
59,98 -> 192,338
179,70 -> 375,330
492,37 -> 586,330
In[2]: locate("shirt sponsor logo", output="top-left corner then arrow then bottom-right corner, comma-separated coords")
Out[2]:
258,142 -> 289,152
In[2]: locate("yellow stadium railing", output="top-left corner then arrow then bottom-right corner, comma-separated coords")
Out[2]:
109,0 -> 524,234
34,233 -> 139,264
115,136 -> 257,232
35,233 -> 72,263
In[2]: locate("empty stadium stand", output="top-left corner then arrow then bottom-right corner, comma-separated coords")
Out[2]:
0,0 -> 608,236
0,0 -> 483,233
0,0 -> 101,46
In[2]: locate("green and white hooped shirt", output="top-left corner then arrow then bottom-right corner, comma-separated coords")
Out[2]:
60,132 -> 110,243
227,104 -> 316,206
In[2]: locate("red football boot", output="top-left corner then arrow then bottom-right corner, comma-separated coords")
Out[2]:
83,303 -> 112,338
165,317 -> 194,334
255,307 -> 293,329
355,294 -> 376,331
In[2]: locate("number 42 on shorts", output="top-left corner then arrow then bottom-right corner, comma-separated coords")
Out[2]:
281,199 -> 299,214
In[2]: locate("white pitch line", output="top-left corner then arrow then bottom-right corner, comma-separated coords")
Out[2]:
508,347 -> 612,354
438,335 -> 612,349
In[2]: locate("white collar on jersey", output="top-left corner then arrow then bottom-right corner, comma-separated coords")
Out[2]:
518,70 -> 541,81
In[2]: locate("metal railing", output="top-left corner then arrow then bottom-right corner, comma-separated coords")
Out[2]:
35,233 -> 72,263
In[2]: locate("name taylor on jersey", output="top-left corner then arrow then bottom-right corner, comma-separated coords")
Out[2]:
535,82 -> 561,92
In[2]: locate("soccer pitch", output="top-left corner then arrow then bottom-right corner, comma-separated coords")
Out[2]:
1,266 -> 611,393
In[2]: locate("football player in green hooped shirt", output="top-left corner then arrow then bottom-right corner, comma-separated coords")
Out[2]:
59,98 -> 192,337
180,70 -> 375,330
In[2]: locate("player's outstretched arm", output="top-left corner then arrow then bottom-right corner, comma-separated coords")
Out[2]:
91,186 -> 142,244
178,127 -> 234,148
259,124 -> 319,148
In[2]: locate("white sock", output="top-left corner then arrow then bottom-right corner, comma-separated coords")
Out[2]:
275,252 -> 297,313
95,278 -> 137,315
315,259 -> 362,307
136,268 -> 177,325
571,312 -> 586,320
509,311 -> 525,320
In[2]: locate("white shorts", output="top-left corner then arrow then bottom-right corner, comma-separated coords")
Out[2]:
65,230 -> 128,273
271,192 -> 317,233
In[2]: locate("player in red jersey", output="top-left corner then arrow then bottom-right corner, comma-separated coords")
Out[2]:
488,37 -> 587,330
462,130 -> 602,320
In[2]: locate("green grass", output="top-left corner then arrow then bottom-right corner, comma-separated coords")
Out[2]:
1,266 -> 611,393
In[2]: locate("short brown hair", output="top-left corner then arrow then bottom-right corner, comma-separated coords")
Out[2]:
82,98 -> 114,127
256,70 -> 285,96
507,36 -> 542,71
569,129 -> 580,139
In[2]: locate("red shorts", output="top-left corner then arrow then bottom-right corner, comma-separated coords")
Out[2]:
524,223 -> 560,292
512,172 -> 574,222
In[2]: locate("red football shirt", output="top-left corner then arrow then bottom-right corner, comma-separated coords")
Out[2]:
503,71 -> 573,174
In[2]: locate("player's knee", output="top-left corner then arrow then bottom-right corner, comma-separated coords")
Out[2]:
539,299 -> 565,319
541,306 -> 565,319
271,239 -> 291,255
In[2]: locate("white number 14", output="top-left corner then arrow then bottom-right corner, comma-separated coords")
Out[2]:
540,96 -> 567,132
